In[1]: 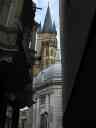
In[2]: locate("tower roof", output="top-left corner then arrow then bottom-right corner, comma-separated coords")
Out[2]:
42,4 -> 53,33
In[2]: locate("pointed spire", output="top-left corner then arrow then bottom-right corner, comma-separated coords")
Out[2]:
42,3 -> 53,33
52,21 -> 57,33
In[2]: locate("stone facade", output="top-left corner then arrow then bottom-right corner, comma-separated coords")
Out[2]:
33,87 -> 63,128
37,33 -> 57,70
19,107 -> 33,128
0,0 -> 37,128
32,64 -> 63,128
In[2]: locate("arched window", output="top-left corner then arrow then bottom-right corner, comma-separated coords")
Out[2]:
40,112 -> 48,128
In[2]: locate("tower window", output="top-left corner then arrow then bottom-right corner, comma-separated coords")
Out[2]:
51,49 -> 54,56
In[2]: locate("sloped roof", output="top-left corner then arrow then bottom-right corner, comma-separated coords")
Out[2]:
37,4 -> 57,34
42,4 -> 53,33
33,63 -> 62,85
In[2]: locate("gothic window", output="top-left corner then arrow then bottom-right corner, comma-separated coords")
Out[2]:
51,48 -> 54,56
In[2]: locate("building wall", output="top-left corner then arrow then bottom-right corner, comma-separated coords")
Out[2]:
18,107 -> 33,128
37,33 -> 57,70
52,87 -> 63,128
32,85 -> 63,128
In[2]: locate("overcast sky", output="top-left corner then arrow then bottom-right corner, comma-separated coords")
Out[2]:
33,0 -> 60,48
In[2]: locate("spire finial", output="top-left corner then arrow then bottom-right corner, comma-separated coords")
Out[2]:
42,0 -> 53,33
48,0 -> 49,6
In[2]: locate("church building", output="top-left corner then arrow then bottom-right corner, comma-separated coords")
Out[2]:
32,4 -> 63,128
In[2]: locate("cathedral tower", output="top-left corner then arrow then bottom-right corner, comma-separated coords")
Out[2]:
35,4 -> 57,71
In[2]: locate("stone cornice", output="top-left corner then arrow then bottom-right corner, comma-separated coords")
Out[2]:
33,80 -> 64,93
33,84 -> 63,98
